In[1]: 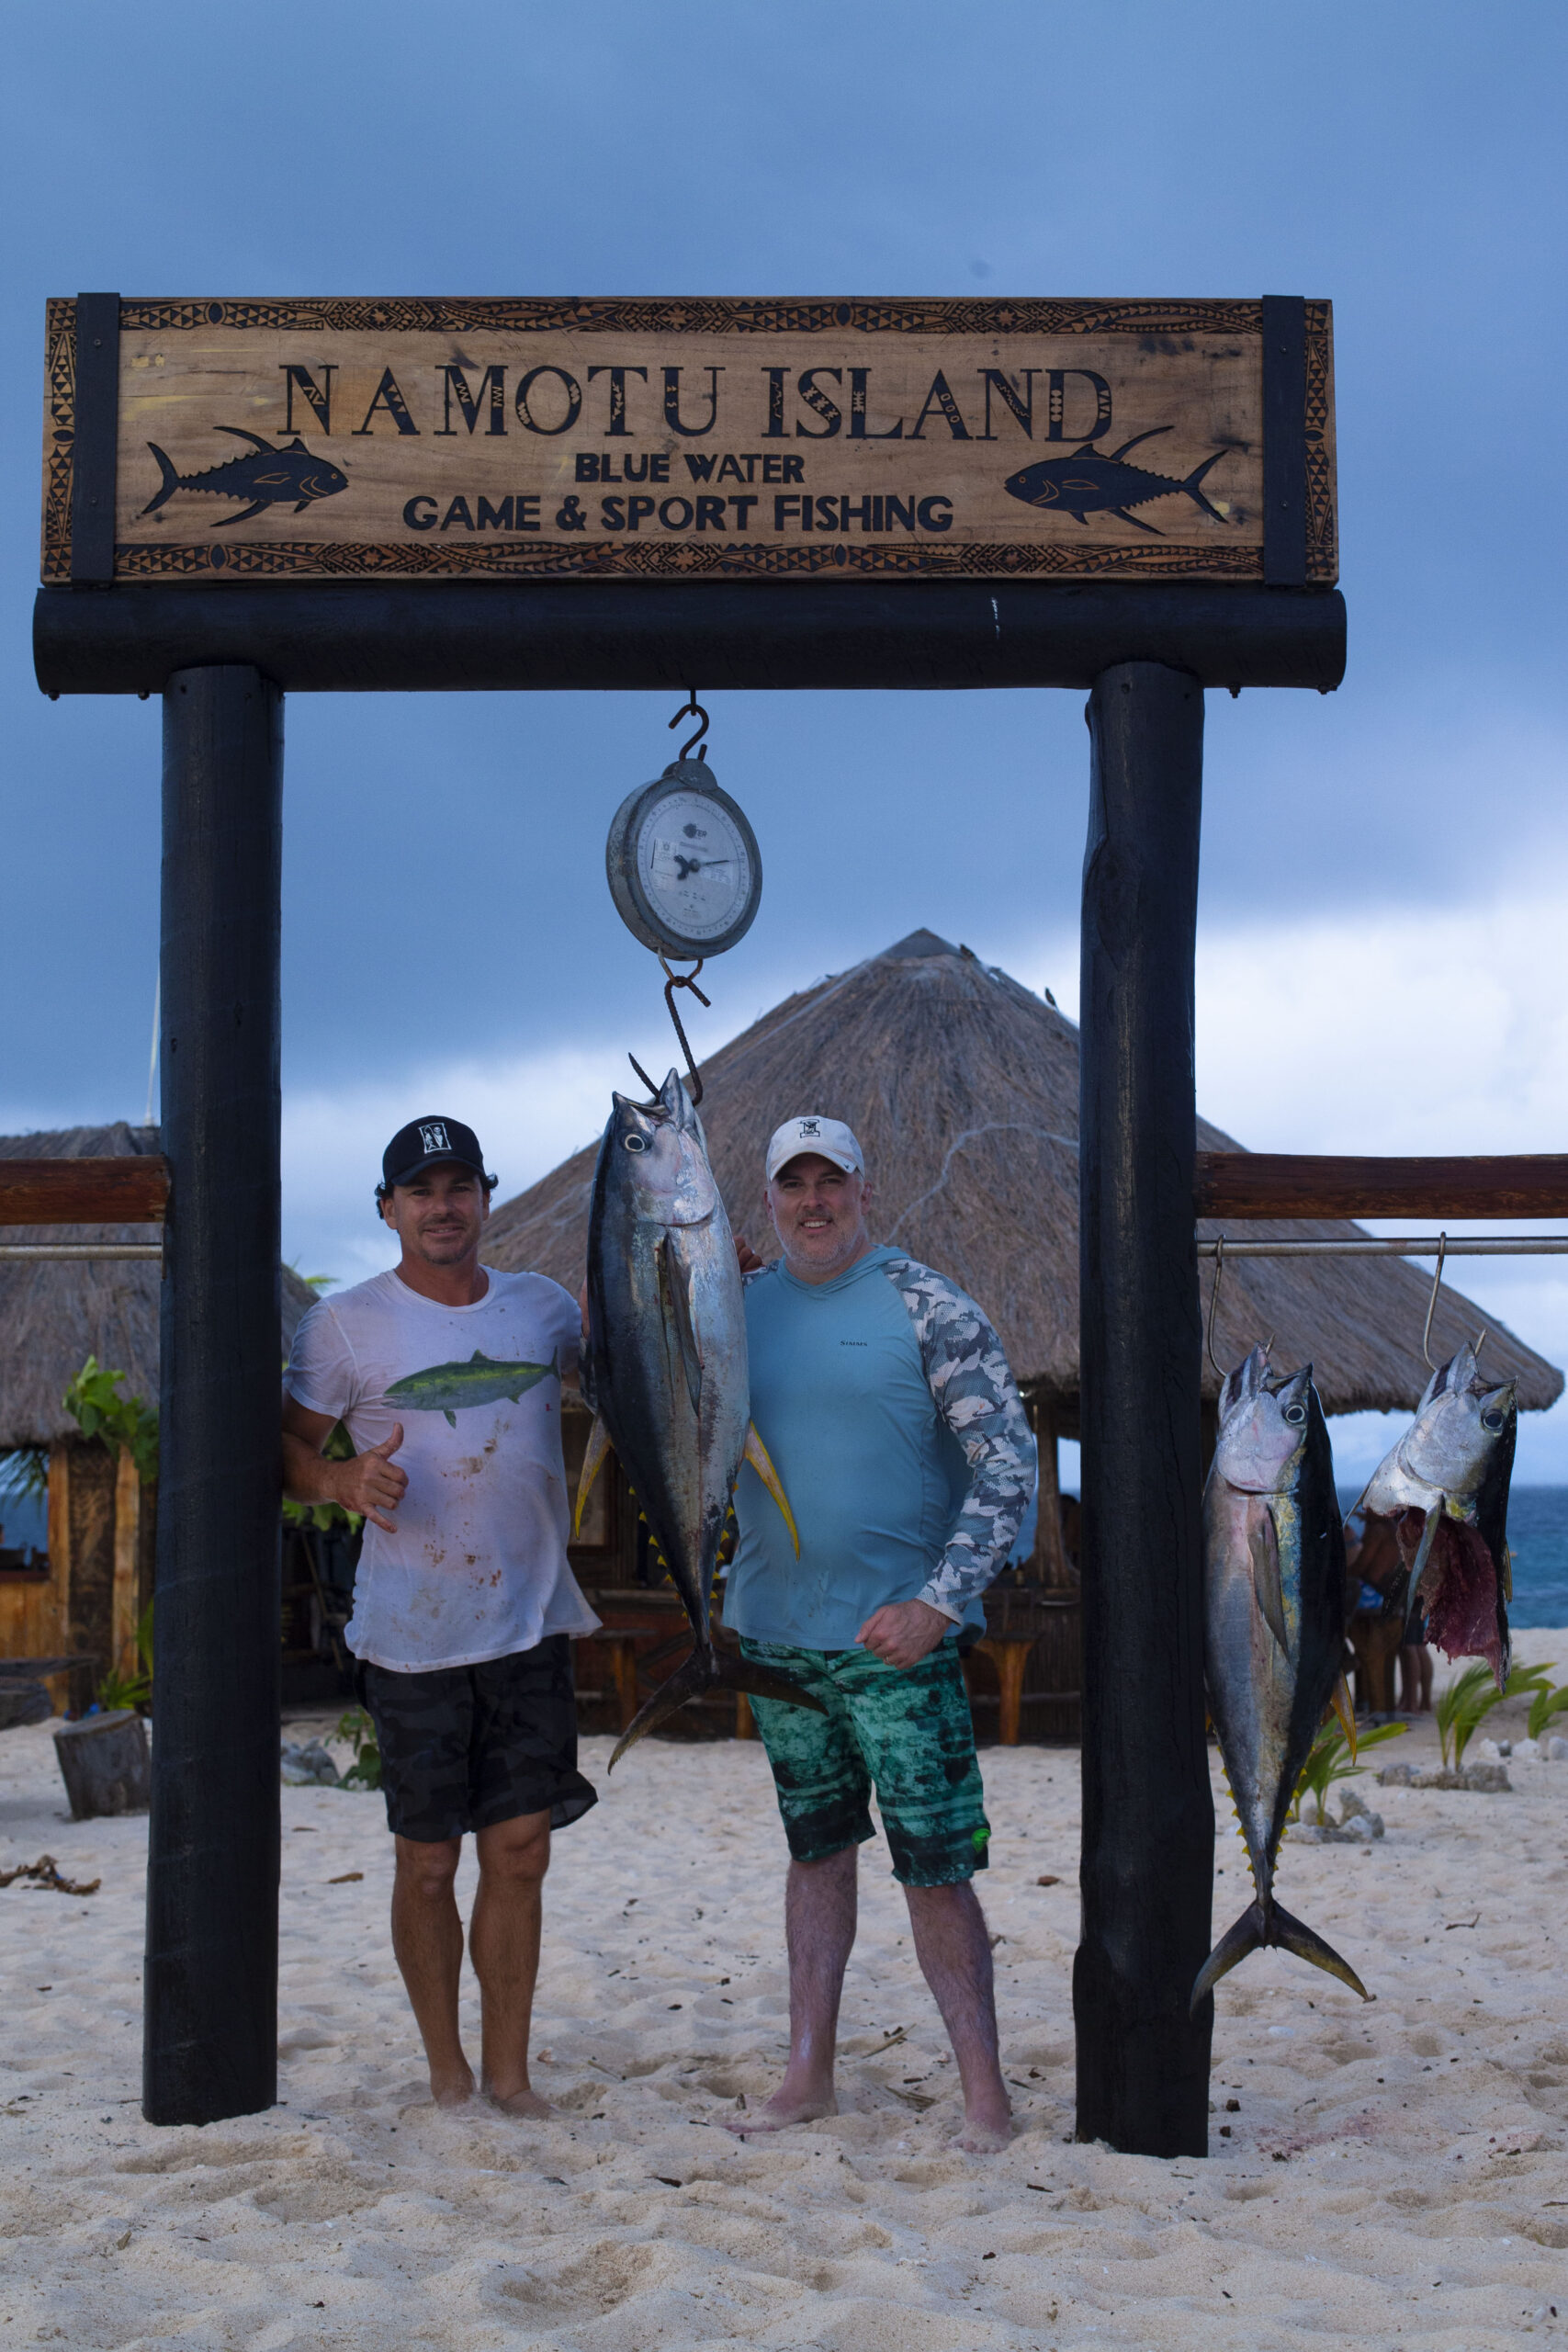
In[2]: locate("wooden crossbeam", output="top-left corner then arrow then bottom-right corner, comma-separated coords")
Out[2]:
0,1158 -> 169,1227
1195,1152 -> 1568,1221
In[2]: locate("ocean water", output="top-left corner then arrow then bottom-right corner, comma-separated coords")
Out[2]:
1340,1483 -> 1568,1632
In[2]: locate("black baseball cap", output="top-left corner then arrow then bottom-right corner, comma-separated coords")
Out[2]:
381,1116 -> 492,1191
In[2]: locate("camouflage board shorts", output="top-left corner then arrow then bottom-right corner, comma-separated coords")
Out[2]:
739,1635 -> 990,1886
362,1634 -> 597,1843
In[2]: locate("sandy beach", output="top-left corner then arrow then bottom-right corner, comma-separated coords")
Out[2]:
3,1634 -> 1566,2351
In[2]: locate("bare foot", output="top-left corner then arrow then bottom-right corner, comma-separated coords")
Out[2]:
430,2066 -> 477,2109
484,2085 -> 557,2120
722,2085 -> 838,2136
949,2109 -> 1012,2155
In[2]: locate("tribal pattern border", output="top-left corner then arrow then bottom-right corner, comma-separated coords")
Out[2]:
107,537 -> 1265,582
116,296 -> 1266,339
40,299 -> 76,581
1303,301 -> 1337,583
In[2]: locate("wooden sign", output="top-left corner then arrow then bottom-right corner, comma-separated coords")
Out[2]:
42,297 -> 1335,587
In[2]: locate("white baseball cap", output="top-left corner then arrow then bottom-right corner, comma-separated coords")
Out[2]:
765,1114 -> 865,1183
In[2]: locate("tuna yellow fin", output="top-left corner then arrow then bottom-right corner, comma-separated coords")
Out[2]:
743,1422 -> 799,1557
572,1415 -> 614,1541
1331,1673 -> 1358,1758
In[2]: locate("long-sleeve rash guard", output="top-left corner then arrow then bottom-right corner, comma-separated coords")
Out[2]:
724,1245 -> 1036,1651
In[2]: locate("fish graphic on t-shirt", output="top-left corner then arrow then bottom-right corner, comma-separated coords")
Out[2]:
385,1350 -> 558,1428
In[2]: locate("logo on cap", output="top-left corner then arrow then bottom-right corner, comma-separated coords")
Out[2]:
799,1118 -> 820,1136
419,1121 -> 451,1156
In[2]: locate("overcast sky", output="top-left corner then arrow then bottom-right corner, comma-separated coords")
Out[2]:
4,1 -> 1566,1476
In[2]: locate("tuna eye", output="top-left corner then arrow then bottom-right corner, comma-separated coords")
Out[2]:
1482,1408 -> 1504,1430
623,1134 -> 647,1153
1283,1403 -> 1306,1425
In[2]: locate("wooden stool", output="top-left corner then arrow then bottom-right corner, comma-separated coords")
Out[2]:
972,1633 -> 1037,1746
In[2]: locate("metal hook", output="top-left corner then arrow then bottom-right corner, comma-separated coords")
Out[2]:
626,1053 -> 661,1103
658,951 -> 710,1106
1205,1236 -> 1227,1380
668,687 -> 709,763
1421,1232 -> 1449,1371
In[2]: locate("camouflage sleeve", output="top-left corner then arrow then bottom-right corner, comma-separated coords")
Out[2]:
882,1258 -> 1037,1622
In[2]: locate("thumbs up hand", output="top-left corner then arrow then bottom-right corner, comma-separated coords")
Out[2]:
334,1423 -> 408,1532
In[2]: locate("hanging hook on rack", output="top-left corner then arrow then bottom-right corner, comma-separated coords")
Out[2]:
1205,1235 -> 1227,1380
658,950 -> 711,1105
1204,1235 -> 1275,1385
1421,1232 -> 1449,1372
669,687 -> 710,763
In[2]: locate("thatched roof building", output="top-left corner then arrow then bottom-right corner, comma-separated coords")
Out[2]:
0,1124 -> 315,1447
483,932 -> 1562,1419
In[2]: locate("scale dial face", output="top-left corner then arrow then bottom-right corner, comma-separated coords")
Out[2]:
606,763 -> 762,958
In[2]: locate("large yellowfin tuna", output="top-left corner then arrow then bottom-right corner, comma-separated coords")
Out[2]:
1195,1345 -> 1368,2011
1352,1341 -> 1515,1686
579,1068 -> 821,1766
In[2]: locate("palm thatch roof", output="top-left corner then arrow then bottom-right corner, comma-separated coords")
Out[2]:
482,933 -> 1562,1417
0,1125 -> 315,1448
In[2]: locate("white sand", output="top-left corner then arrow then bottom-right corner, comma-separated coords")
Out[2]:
3,1636 -> 1566,2350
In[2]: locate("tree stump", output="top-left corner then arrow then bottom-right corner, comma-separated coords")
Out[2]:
53,1709 -> 151,1819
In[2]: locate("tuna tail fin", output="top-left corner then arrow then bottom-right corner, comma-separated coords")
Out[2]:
572,1415 -> 614,1541
1190,1902 -> 1266,2011
141,444 -> 182,516
1191,1897 -> 1371,2015
1181,448 -> 1230,523
1269,1900 -> 1371,2002
608,1644 -> 824,1770
743,1422 -> 799,1556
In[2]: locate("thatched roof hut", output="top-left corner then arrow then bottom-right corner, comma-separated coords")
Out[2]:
0,1123 -> 315,1447
483,931 -> 1562,1419
0,1125 -> 317,1708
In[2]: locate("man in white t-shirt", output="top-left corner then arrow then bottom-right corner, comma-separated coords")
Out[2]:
283,1115 -> 599,2116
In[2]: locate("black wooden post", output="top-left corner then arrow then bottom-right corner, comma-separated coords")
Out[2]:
1075,660 -> 1213,2157
144,665 -> 284,2125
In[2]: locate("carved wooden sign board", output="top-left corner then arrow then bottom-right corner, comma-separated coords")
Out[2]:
43,297 -> 1335,587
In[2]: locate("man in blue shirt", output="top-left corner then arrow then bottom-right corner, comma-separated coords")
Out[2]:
723,1114 -> 1035,2154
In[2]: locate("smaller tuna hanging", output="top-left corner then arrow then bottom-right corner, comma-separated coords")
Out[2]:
1353,1341 -> 1516,1687
1196,1346 -> 1368,2011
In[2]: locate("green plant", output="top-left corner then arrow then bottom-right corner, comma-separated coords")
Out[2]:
63,1356 -> 159,1485
0,1446 -> 49,1506
95,1599 -> 154,1716
1436,1660 -> 1552,1769
1292,1720 -> 1407,1826
332,1706 -> 381,1792
1527,1678 -> 1568,1742
282,1419 -> 361,1533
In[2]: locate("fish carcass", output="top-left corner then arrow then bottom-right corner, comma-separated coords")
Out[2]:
578,1068 -> 820,1765
1195,1345 -> 1368,2010
1354,1340 -> 1516,1685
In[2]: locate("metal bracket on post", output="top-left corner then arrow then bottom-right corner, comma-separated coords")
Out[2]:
70,293 -> 120,585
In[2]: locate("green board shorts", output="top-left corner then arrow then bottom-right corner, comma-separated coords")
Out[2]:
739,1634 -> 990,1886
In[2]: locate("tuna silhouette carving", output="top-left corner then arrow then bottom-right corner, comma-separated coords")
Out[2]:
140,427 -> 348,526
1004,426 -> 1232,536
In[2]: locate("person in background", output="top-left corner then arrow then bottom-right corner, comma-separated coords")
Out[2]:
282,1117 -> 599,2115
721,1114 -> 1035,2154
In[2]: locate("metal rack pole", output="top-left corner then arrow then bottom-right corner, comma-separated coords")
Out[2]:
0,1244 -> 163,1261
1197,1235 -> 1568,1259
